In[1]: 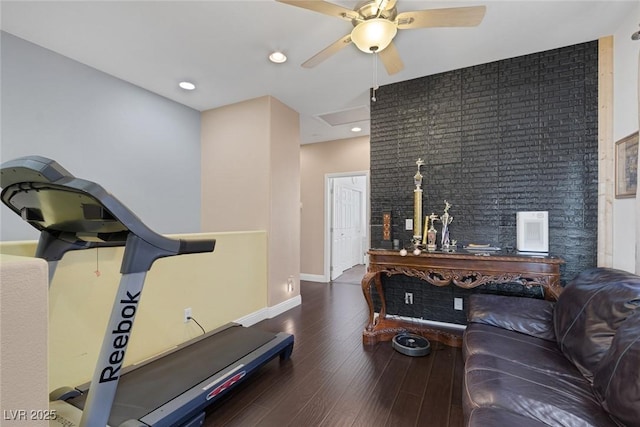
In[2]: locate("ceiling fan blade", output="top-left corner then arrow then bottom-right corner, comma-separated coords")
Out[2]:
379,42 -> 404,75
277,0 -> 359,22
380,0 -> 398,11
374,0 -> 398,17
302,34 -> 353,68
396,6 -> 486,29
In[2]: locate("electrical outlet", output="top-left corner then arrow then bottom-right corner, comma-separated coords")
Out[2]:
405,292 -> 414,304
184,307 -> 192,323
405,219 -> 413,231
454,298 -> 463,311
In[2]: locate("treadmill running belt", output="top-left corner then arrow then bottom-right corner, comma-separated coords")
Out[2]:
68,325 -> 276,426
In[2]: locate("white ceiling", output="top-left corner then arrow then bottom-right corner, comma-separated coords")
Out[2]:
1,1 -> 637,144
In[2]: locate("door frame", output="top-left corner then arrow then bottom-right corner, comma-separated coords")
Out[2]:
324,171 -> 370,282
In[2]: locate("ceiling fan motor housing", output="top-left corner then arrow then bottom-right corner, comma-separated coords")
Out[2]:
353,0 -> 398,25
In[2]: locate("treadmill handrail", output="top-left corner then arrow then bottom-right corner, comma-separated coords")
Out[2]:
1,156 -> 215,273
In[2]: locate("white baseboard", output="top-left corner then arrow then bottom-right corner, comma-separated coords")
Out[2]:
234,295 -> 302,327
300,273 -> 328,283
268,294 -> 302,318
375,313 -> 467,331
234,307 -> 269,327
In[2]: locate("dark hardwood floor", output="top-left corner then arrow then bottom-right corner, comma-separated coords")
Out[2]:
203,274 -> 464,427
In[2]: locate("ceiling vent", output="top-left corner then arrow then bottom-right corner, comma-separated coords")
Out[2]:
316,105 -> 370,127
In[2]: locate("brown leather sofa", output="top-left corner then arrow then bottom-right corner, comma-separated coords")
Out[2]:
462,267 -> 640,427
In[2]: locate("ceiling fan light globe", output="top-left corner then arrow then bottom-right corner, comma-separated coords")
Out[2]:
351,18 -> 397,53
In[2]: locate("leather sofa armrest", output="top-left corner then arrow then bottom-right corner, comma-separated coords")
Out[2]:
467,294 -> 556,342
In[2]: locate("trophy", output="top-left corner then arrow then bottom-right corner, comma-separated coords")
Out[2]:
425,213 -> 439,251
441,200 -> 453,249
412,159 -> 424,246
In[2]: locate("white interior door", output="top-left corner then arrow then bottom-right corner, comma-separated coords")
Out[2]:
331,176 -> 365,280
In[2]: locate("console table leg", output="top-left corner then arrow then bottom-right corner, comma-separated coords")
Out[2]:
374,273 -> 385,320
361,271 -> 377,332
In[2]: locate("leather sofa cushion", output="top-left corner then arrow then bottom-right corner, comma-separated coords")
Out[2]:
593,311 -> 640,426
464,352 -> 617,427
467,294 -> 556,341
553,268 -> 640,382
463,323 -> 583,380
468,407 -> 550,427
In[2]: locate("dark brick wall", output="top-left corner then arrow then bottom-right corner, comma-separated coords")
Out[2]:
370,41 -> 598,324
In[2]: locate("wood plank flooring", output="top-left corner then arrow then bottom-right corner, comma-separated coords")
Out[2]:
203,276 -> 464,427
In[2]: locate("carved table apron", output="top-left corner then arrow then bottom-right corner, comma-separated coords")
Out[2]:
361,249 -> 565,347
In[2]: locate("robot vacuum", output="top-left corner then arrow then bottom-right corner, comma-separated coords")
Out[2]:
392,332 -> 431,357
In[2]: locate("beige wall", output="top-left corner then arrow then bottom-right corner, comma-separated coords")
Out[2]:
268,98 -> 302,304
201,97 -> 271,231
0,232 -> 267,391
300,136 -> 370,277
201,96 -> 301,306
0,255 -> 48,425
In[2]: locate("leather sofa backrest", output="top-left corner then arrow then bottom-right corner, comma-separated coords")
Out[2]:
593,311 -> 640,426
553,268 -> 640,382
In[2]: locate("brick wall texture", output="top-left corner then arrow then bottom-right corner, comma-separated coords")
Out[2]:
369,41 -> 598,324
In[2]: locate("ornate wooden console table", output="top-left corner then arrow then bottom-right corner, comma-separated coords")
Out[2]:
361,249 -> 564,347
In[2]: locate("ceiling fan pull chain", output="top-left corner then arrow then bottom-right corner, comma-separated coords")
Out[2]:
372,51 -> 379,102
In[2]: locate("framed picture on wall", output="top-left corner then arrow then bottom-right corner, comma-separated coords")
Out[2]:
616,132 -> 639,198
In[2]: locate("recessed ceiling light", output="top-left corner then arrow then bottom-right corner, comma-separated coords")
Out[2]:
269,51 -> 287,64
179,81 -> 196,90
351,127 -> 362,132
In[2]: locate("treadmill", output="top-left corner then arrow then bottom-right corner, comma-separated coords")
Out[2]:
0,156 -> 294,427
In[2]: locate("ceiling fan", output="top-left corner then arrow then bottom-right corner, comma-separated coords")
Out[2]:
277,0 -> 486,75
